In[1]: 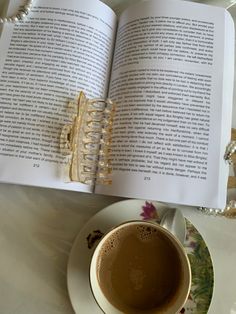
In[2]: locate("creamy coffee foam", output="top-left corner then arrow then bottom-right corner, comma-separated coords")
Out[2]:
96,224 -> 183,314
98,225 -> 159,256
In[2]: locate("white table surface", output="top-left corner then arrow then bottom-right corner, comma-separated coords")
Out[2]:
0,0 -> 236,313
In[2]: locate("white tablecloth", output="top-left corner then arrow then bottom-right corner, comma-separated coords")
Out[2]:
0,0 -> 236,313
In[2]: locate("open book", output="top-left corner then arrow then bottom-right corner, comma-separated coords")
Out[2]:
0,0 -> 234,208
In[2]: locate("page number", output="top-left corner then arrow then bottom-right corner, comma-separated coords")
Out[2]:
144,176 -> 151,181
33,163 -> 40,168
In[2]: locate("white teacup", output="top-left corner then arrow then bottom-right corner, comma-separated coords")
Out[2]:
90,220 -> 191,314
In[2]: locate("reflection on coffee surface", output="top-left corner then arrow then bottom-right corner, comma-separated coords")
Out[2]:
96,224 -> 183,313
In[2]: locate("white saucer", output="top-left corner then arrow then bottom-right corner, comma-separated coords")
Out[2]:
67,199 -> 214,314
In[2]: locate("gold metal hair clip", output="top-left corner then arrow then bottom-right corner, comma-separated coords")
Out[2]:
60,91 -> 116,185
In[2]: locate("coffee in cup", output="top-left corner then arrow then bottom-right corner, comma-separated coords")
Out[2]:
90,220 -> 191,314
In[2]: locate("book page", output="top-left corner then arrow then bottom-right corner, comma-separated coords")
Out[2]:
0,0 -> 117,192
95,0 -> 234,208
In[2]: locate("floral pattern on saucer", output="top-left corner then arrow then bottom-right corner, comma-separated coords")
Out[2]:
68,199 -> 214,314
140,202 -> 214,314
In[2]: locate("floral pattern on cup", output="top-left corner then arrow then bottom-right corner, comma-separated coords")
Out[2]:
140,202 -> 214,314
